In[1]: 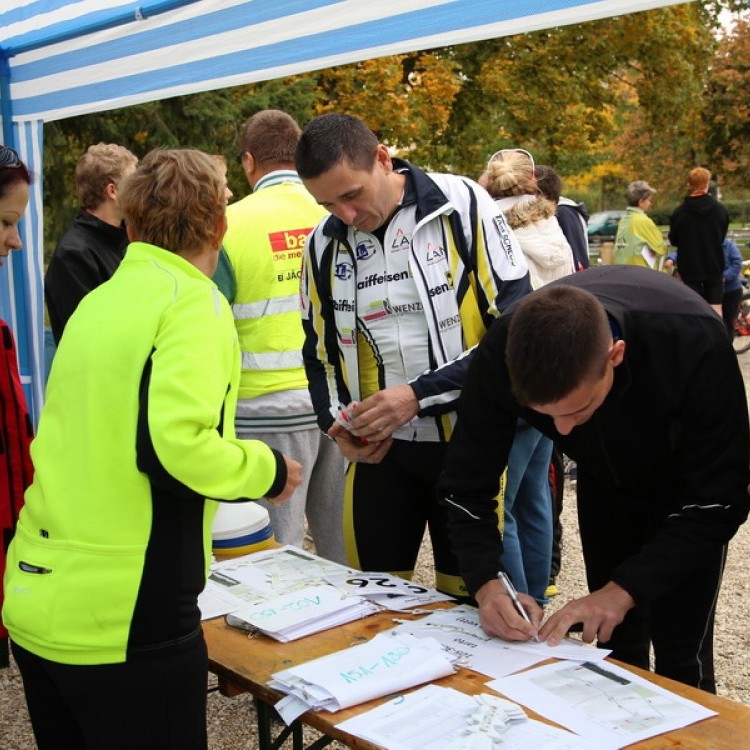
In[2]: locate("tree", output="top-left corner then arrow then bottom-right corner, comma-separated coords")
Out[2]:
42,76 -> 319,255
443,3 -> 718,201
704,16 -> 750,195
313,52 -> 462,167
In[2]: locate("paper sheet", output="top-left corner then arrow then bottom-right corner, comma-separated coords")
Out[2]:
641,245 -> 657,268
337,684 -> 599,749
488,660 -> 717,749
324,571 -> 454,610
389,605 -> 609,681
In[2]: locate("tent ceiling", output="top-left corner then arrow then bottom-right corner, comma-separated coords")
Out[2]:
3,0 -> 689,124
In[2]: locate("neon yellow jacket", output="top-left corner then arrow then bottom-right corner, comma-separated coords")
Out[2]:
223,172 -> 326,401
2,242 -> 283,665
614,207 -> 667,267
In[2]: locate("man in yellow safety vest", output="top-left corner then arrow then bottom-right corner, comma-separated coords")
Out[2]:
221,110 -> 346,562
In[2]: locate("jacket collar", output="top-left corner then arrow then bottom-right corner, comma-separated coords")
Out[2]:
76,209 -> 127,241
253,170 -> 302,192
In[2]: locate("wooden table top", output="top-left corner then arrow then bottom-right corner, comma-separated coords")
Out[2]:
203,609 -> 750,749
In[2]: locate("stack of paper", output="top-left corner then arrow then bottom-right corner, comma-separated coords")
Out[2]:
270,632 -> 456,721
200,545 -> 362,620
225,584 -> 379,642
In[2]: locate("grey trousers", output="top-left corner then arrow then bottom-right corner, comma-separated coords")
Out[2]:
238,427 -> 346,564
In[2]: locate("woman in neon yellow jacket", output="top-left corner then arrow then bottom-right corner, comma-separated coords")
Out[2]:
2,149 -> 301,750
613,180 -> 667,269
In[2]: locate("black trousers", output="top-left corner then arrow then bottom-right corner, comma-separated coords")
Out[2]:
11,629 -> 208,749
345,440 -> 482,600
576,473 -> 724,693
722,286 -> 743,336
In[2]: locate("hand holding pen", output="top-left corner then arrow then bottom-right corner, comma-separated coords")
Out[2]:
496,571 -> 540,642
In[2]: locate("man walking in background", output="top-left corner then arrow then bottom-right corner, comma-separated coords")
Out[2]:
669,166 -> 729,316
222,110 -> 346,562
45,143 -> 138,344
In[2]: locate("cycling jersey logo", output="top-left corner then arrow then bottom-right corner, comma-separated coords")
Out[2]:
355,239 -> 377,260
425,242 -> 446,264
340,327 -> 355,346
334,262 -> 354,280
438,313 -> 461,331
492,215 -> 517,266
356,270 -> 410,289
362,300 -> 388,322
428,282 -> 451,298
391,228 -> 411,251
384,299 -> 424,315
332,299 -> 355,312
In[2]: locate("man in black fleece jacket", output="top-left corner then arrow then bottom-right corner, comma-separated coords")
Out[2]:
669,166 -> 729,317
439,265 -> 749,692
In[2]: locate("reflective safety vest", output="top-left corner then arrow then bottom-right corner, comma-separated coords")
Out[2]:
223,172 -> 327,400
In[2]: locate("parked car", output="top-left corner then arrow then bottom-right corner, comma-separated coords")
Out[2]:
587,210 -> 625,245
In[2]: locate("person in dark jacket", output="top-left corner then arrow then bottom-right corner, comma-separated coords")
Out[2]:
720,237 -> 744,337
439,265 -> 750,692
668,166 -> 729,316
45,143 -> 138,344
534,165 -> 589,271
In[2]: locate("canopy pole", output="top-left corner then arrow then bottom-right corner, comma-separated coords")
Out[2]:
1,50 -> 15,147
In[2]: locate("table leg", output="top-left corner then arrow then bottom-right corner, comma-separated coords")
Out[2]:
253,699 -> 337,750
255,698 -> 304,750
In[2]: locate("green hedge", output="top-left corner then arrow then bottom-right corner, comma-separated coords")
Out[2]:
650,199 -> 750,226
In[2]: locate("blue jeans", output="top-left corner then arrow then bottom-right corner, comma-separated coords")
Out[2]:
501,422 -> 554,605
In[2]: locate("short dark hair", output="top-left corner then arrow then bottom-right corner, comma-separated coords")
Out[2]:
534,165 -> 562,204
295,113 -> 379,179
238,110 -> 301,168
506,285 -> 611,406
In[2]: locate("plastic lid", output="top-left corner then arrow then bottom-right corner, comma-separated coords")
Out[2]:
212,502 -> 271,541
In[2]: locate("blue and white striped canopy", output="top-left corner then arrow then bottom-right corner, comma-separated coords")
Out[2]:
0,0 -> 688,421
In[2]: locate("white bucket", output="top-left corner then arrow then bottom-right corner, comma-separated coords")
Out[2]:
211,502 -> 275,557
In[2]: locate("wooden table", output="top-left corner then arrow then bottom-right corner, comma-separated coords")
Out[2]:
204,610 -> 750,750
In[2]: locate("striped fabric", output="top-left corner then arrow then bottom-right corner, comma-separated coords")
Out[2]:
0,0 -> 688,423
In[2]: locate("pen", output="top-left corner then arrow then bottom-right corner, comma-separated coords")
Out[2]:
497,571 -> 538,639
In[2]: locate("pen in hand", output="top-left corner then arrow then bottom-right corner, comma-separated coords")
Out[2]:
497,570 -> 539,641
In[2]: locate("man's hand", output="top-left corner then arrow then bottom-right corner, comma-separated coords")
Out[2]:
267,454 -> 303,504
475,579 -> 543,642
539,582 -> 635,646
328,422 -> 393,464
347,385 -> 419,442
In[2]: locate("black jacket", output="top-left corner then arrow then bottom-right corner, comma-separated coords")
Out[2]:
668,194 -> 728,281
440,265 -> 750,603
556,198 -> 590,270
45,211 -> 129,344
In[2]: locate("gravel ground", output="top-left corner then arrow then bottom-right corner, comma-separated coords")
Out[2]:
3,358 -> 750,748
